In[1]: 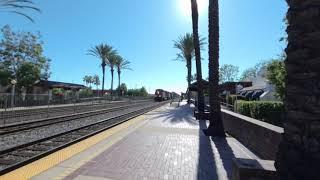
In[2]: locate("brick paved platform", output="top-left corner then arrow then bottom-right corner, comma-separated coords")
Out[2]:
32,101 -> 259,180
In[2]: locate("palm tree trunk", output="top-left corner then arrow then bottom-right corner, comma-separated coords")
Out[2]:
275,1 -> 320,179
187,60 -> 192,104
101,64 -> 105,92
118,71 -> 121,96
205,0 -> 225,137
110,68 -> 114,95
191,0 -> 205,112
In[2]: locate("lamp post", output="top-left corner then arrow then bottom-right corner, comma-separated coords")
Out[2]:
10,79 -> 17,108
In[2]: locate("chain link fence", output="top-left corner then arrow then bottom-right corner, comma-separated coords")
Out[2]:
0,93 -> 153,126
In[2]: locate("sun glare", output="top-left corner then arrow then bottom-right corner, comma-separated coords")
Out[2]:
178,0 -> 208,18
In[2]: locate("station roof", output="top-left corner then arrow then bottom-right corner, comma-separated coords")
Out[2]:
188,79 -> 209,91
34,80 -> 86,90
188,80 -> 253,92
241,85 -> 265,91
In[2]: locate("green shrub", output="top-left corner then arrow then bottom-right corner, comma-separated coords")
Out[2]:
79,88 -> 93,98
235,100 -> 284,126
226,95 -> 245,106
52,88 -> 65,96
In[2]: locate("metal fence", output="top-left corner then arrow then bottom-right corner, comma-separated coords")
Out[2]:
0,93 -> 153,126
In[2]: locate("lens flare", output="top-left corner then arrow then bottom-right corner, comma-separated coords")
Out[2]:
178,0 -> 208,17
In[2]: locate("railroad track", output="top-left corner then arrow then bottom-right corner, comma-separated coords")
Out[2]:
0,101 -> 167,175
0,99 -> 152,126
0,100 -> 153,136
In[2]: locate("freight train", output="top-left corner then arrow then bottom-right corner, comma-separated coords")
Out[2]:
154,89 -> 171,102
154,89 -> 180,102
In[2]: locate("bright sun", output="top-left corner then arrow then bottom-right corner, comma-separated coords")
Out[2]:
178,0 -> 208,17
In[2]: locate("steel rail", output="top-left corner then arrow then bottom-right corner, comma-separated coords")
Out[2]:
0,101 -> 167,175
0,101 -> 152,136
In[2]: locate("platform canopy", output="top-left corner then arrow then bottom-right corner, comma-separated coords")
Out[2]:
34,80 -> 86,90
188,79 -> 209,92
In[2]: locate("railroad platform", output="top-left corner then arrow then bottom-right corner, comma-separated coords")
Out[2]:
1,101 -> 259,180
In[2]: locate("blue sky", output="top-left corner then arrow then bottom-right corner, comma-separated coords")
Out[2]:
0,0 -> 287,93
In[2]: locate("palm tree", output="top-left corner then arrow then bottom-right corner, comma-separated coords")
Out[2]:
115,56 -> 131,96
93,75 -> 100,96
174,33 -> 193,104
275,1 -> 320,179
204,0 -> 225,137
83,75 -> 90,87
93,75 -> 100,90
106,52 -> 119,95
174,33 -> 205,104
88,76 -> 94,88
190,0 -> 205,113
87,44 -> 115,92
0,0 -> 40,22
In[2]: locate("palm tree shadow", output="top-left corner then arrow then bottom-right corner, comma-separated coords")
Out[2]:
197,120 -> 219,179
145,103 -> 236,179
210,135 -> 236,179
145,103 -> 199,126
197,120 -> 236,179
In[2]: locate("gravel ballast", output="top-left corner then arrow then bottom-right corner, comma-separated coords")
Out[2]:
0,102 -> 158,151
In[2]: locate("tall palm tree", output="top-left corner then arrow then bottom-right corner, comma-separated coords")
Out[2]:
190,0 -> 205,112
83,75 -> 90,87
87,44 -> 114,92
106,52 -> 120,95
93,75 -> 100,90
174,33 -> 205,104
174,33 -> 193,104
88,75 -> 94,88
0,0 -> 40,22
204,0 -> 225,137
115,56 -> 131,96
93,74 -> 100,96
275,1 -> 320,179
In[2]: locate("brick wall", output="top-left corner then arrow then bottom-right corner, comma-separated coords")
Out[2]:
221,109 -> 283,160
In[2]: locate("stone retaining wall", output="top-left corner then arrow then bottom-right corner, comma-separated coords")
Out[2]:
221,109 -> 283,160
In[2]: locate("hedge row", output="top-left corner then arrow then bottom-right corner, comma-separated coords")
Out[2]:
235,100 -> 285,127
226,95 -> 246,106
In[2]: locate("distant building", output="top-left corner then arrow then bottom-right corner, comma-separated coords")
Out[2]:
188,80 -> 252,95
32,80 -> 87,100
239,68 -> 278,101
188,80 -> 253,105
219,81 -> 252,95
1,80 -> 86,93
0,80 -> 87,105
33,80 -> 86,94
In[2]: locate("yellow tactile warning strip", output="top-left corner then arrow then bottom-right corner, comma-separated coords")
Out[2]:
0,109 -> 154,180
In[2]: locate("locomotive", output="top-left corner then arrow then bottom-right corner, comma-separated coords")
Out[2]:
154,89 -> 172,102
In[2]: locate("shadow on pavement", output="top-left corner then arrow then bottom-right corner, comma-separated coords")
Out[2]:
197,120 -> 219,180
145,103 -> 198,126
211,137 -> 236,179
146,102 -> 236,179
198,120 -> 236,179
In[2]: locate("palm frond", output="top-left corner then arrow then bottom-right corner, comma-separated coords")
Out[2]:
87,43 -> 115,65
173,33 -> 206,63
115,56 -> 132,71
9,10 -> 34,22
0,0 -> 41,22
105,50 -> 119,67
173,33 -> 195,62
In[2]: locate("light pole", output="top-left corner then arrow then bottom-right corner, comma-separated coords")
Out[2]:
10,79 -> 17,108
